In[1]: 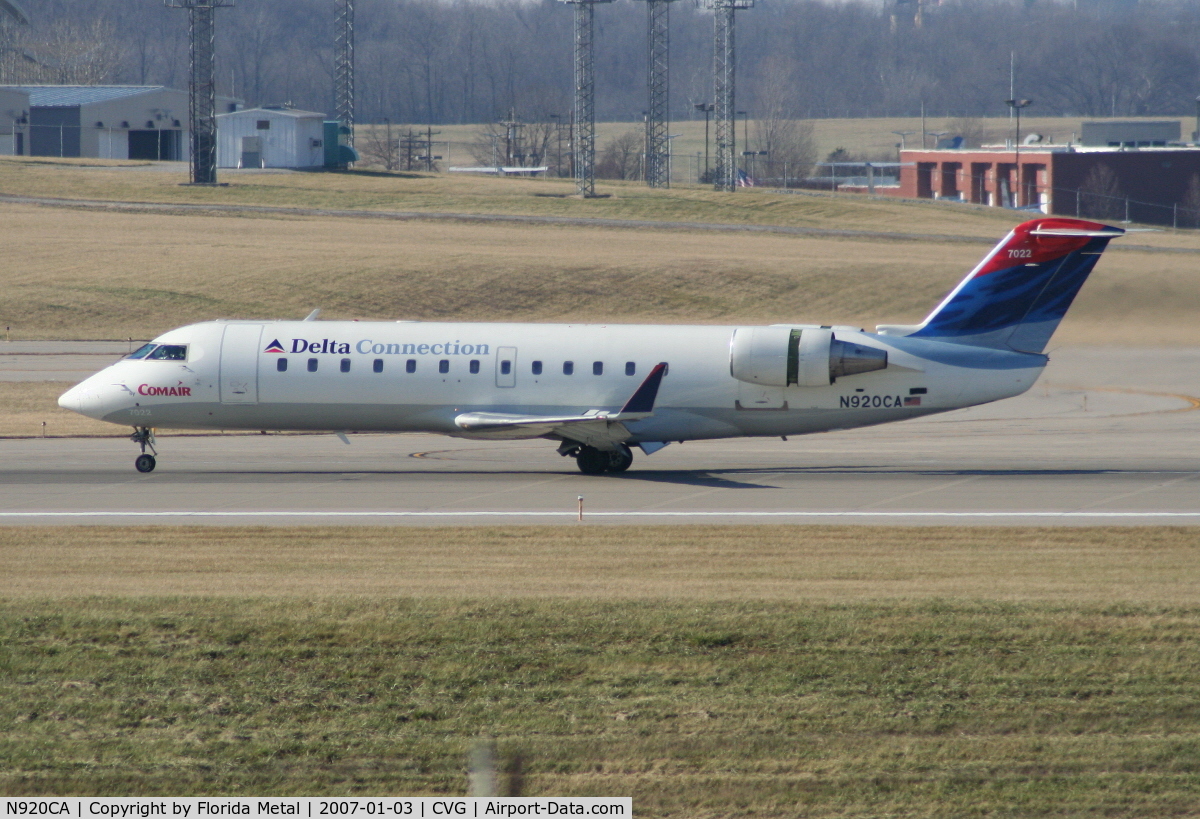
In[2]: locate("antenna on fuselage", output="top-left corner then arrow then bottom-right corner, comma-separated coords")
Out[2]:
303,309 -> 321,321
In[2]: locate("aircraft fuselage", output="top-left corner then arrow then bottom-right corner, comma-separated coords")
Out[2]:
60,319 -> 1045,445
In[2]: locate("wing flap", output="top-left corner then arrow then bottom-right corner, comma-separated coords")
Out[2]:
453,362 -> 669,446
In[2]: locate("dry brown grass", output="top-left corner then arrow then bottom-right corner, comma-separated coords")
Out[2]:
2,202 -> 1197,344
381,115 -> 1190,173
2,525 -> 1198,604
0,381 -> 122,437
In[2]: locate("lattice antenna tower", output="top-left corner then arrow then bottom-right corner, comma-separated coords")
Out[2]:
638,0 -> 678,188
334,0 -> 354,150
707,0 -> 751,192
559,0 -> 614,198
166,0 -> 233,185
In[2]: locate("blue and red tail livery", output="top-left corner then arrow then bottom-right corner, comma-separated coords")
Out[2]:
909,218 -> 1123,352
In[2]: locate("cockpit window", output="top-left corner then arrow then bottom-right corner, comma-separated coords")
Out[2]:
126,343 -> 156,360
145,344 -> 188,361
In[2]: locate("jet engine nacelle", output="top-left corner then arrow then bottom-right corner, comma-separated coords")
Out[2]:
729,326 -> 888,387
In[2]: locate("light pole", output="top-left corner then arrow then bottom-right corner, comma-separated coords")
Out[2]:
1006,98 -> 1033,206
737,109 -> 748,155
384,117 -> 392,170
694,102 -> 713,182
549,113 -> 563,176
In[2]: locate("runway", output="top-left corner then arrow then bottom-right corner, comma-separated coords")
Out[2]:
2,345 -> 1199,525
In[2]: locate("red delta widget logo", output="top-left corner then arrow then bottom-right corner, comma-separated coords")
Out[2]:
138,383 -> 192,397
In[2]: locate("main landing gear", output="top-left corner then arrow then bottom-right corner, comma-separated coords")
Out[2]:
567,443 -> 634,475
131,426 -> 157,473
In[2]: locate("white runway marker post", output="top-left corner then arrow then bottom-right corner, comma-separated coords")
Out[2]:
578,495 -> 584,522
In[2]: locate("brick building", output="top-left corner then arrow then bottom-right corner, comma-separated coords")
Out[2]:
892,145 -> 1200,225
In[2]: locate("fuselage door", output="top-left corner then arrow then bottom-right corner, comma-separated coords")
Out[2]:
496,346 -> 517,388
219,323 -> 263,404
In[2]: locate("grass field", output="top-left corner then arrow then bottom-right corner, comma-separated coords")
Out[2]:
3,526 -> 1200,814
379,115 -> 1197,179
2,195 -> 1199,344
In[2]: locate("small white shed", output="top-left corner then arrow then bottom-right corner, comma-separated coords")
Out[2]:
217,106 -> 326,169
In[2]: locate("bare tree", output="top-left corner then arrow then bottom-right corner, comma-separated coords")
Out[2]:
33,18 -> 123,84
1180,174 -> 1200,229
751,56 -> 816,186
1079,164 -> 1125,222
356,122 -> 399,171
596,130 -> 642,180
945,116 -> 989,149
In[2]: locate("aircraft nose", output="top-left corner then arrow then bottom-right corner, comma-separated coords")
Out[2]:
58,381 -> 110,420
58,384 -> 84,413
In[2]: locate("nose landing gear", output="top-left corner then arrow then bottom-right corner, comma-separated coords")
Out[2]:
131,427 -> 157,473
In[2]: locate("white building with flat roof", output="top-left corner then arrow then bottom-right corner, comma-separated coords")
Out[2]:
217,106 -> 326,169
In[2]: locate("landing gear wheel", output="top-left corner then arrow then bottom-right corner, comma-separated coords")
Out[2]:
575,446 -> 610,475
607,444 -> 634,473
130,426 -> 158,473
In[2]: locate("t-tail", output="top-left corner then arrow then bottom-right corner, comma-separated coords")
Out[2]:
882,218 -> 1124,353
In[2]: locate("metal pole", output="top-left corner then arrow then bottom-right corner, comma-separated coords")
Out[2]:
562,0 -> 613,197
643,0 -> 673,188
712,0 -> 737,192
167,1 -> 232,185
335,0 -> 355,155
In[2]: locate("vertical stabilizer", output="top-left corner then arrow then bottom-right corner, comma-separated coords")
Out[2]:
907,218 -> 1123,353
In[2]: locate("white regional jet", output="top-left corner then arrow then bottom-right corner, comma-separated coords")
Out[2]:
59,217 -> 1122,475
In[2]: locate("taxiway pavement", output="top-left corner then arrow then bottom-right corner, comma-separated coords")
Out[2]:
1,345 -> 1198,525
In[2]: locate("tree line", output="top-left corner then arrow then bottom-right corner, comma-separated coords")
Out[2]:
5,0 -> 1200,126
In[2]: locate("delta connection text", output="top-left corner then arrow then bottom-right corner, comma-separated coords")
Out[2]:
282,339 -> 492,357
4,799 -> 630,818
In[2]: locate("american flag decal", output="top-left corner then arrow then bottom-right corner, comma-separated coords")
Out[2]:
904,396 -> 922,406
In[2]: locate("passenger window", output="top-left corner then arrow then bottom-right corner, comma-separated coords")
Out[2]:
593,361 -> 603,376
563,361 -> 574,375
500,360 -> 511,375
340,358 -> 351,373
126,343 -> 156,360
277,358 -> 287,372
373,359 -> 384,373
625,362 -> 636,376
439,360 -> 449,374
469,360 -> 480,374
307,358 -> 318,372
406,359 -> 416,373
532,360 -> 543,375
146,344 -> 187,361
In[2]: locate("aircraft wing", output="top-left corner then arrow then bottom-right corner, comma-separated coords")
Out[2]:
453,363 -> 667,447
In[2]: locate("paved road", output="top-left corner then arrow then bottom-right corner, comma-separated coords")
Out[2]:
0,341 -> 135,382
1,346 -> 1198,525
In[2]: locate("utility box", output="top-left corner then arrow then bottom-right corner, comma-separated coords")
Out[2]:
323,120 -> 359,168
